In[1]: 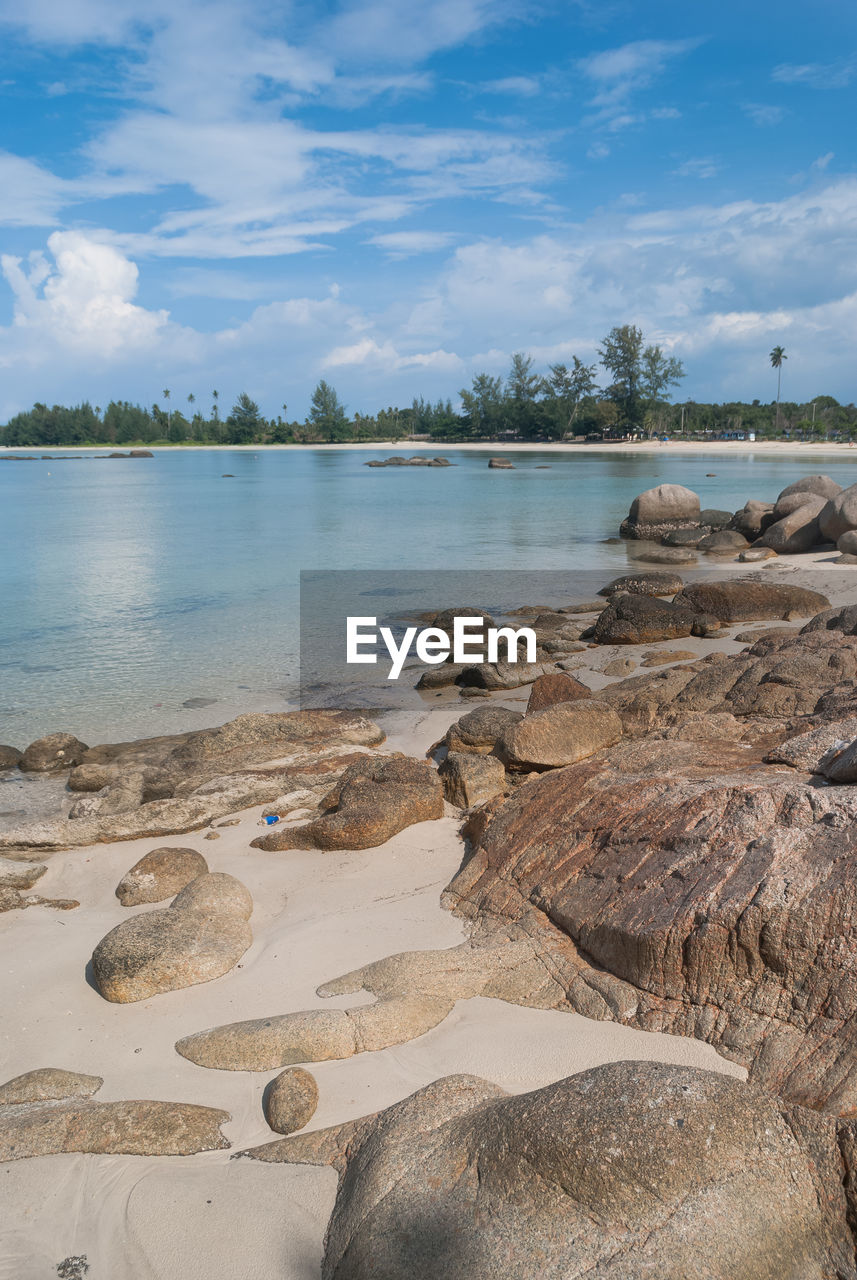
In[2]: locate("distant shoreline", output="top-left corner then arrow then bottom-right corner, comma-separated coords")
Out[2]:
4,440 -> 857,457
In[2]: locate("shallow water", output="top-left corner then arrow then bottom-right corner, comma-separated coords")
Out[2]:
1,446 -> 855,745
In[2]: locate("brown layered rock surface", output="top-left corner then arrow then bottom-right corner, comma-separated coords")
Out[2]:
243,1064 -> 856,1280
0,710 -> 385,852
251,756 -> 443,851
600,626 -> 857,731
675,580 -> 829,622
447,726 -> 857,1112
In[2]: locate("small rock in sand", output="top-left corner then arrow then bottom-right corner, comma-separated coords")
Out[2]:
263,1067 -> 319,1134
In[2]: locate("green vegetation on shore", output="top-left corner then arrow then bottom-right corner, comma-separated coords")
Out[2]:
3,326 -> 853,448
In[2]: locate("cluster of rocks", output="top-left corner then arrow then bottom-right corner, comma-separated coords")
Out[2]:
0,709 -> 388,852
0,1067 -> 229,1160
621,474 -> 857,562
365,455 -> 451,467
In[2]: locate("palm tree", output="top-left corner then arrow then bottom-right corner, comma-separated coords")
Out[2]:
212,389 -> 219,422
770,346 -> 787,432
187,393 -> 195,410
162,388 -> 171,431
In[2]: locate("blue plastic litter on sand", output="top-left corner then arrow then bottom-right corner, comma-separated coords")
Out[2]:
262,815 -> 279,825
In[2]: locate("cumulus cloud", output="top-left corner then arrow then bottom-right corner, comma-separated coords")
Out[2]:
1,231 -> 169,354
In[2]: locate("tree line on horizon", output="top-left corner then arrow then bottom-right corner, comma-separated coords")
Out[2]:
2,325 -> 852,448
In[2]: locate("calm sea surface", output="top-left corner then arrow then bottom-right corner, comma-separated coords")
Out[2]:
1,446 -> 855,746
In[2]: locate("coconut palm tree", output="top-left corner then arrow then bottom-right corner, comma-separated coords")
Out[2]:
770,346 -> 787,432
212,389 -> 219,422
162,388 -> 171,431
187,393 -> 195,409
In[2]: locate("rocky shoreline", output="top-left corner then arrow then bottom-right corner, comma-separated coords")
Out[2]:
4,478 -> 857,1276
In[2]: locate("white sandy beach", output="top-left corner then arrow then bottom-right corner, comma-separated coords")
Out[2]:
5,439 -> 857,456
2,553 -> 856,1278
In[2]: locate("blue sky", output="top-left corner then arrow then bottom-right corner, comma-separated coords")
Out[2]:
0,0 -> 855,420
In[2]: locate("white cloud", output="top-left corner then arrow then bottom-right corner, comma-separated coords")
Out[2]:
1,231 -> 169,355
742,102 -> 785,127
772,59 -> 855,89
322,336 -> 463,372
480,75 -> 541,96
673,156 -> 719,179
367,230 -> 458,256
0,152 -> 67,226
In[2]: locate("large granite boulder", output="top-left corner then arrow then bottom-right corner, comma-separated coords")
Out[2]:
442,706 -> 523,755
448,725 -> 857,1112
620,483 -> 700,539
19,733 -> 88,772
115,847 -> 208,906
675,580 -> 829,623
761,493 -> 826,554
819,482 -> 857,541
91,871 -> 253,1002
251,756 -> 443,851
592,593 -> 698,644
777,474 -> 842,504
243,1064 -> 856,1280
500,700 -> 623,769
0,745 -> 22,769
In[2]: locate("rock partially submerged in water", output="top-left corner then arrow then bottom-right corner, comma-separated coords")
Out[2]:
19,732 -> 89,772
92,871 -> 253,1002
243,1064 -> 857,1280
0,745 -> 22,768
620,483 -> 700,539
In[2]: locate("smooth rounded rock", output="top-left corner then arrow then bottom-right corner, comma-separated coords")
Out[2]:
263,1067 -> 319,1134
91,871 -> 253,1003
116,847 -> 209,906
0,745 -> 22,769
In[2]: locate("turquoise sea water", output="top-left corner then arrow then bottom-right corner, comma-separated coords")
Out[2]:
1,445 -> 855,746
